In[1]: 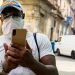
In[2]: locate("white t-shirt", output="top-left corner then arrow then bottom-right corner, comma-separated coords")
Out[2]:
0,32 -> 54,75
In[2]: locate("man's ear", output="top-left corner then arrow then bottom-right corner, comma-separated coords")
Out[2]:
22,13 -> 25,19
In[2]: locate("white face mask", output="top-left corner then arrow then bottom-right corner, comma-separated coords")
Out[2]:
2,16 -> 24,39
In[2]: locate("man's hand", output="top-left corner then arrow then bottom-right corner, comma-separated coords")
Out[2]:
10,41 -> 34,67
3,41 -> 34,72
3,42 -> 59,75
3,43 -> 18,73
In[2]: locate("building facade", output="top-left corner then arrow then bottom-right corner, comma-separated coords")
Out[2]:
18,0 -> 65,41
57,0 -> 74,36
70,0 -> 75,35
0,0 -> 74,41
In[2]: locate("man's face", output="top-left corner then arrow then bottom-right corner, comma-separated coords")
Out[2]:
1,7 -> 24,38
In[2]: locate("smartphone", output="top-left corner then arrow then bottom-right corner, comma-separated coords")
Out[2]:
12,29 -> 27,46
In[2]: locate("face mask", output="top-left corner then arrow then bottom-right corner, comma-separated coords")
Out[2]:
2,16 -> 24,39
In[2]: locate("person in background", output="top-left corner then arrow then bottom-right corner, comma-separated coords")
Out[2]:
0,0 -> 59,75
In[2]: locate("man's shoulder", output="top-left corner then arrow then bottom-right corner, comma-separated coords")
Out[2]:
27,32 -> 49,42
36,33 -> 49,40
27,32 -> 47,38
37,33 -> 47,36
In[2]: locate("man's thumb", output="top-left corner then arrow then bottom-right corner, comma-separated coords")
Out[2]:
3,43 -> 8,52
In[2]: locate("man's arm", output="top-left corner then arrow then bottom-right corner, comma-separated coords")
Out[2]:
28,33 -> 59,75
4,43 -> 58,75
24,54 -> 59,75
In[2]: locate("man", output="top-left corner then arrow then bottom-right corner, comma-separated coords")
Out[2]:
0,0 -> 59,75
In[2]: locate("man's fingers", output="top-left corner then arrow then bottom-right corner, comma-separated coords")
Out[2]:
11,40 -> 31,50
11,44 -> 20,50
7,56 -> 20,63
3,43 -> 8,52
11,44 -> 25,51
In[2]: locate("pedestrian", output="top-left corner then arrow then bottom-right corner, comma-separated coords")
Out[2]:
51,40 -> 55,53
0,0 -> 59,75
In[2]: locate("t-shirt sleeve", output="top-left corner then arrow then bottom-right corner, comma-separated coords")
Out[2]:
37,33 -> 54,59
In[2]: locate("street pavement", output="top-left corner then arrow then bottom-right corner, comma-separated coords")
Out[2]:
56,55 -> 75,75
